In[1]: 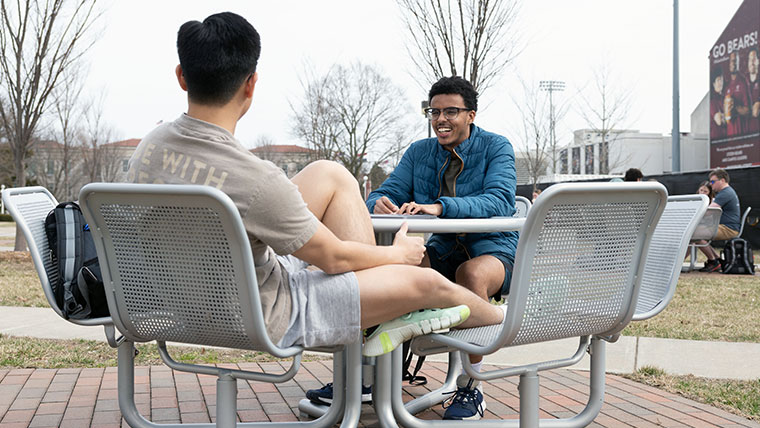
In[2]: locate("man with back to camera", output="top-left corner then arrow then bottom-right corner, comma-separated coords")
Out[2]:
697,168 -> 741,272
127,12 -> 507,363
362,76 -> 518,420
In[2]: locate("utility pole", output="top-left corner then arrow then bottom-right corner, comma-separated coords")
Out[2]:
540,80 -> 565,175
672,0 -> 681,172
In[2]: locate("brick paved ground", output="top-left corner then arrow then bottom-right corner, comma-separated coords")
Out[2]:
1,360 -> 758,428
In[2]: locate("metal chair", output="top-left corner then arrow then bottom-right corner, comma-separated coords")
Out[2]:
79,183 -> 362,428
685,206 -> 722,272
0,186 -> 121,345
374,182 -> 668,428
738,206 -> 752,237
633,194 -> 708,321
514,195 -> 531,218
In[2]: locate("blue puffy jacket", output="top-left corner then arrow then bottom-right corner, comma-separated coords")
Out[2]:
366,124 -> 518,262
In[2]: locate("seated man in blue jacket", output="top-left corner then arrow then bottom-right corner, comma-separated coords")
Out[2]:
368,76 -> 518,420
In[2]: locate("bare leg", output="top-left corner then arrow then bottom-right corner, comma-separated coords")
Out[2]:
455,255 -> 506,364
291,160 -> 374,244
354,264 -> 503,329
291,160 -> 504,328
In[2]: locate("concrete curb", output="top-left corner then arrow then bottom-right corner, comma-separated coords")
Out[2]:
2,305 -> 759,380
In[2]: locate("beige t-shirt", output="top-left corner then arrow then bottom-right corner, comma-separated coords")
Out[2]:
127,114 -> 318,342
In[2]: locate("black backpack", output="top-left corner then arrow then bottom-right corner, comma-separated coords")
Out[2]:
720,237 -> 755,275
44,202 -> 109,319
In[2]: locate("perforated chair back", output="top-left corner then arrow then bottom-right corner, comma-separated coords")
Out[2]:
691,207 -> 722,240
633,194 -> 708,321
514,195 -> 531,218
1,187 -> 63,315
79,183 -> 301,359
439,183 -> 667,355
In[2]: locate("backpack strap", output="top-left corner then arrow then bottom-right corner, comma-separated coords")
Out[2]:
401,341 -> 428,386
56,202 -> 85,318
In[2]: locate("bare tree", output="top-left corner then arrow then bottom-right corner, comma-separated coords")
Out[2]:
397,0 -> 522,93
291,62 -> 414,180
38,69 -> 86,200
511,79 -> 550,190
0,0 -> 100,249
576,62 -> 634,174
79,94 -> 117,183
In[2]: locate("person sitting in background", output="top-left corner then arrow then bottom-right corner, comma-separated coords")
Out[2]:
624,168 -> 643,182
532,188 -> 542,202
697,181 -> 715,204
697,168 -> 741,272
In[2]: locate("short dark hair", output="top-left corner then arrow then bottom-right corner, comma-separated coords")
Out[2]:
624,168 -> 643,182
710,168 -> 730,183
177,12 -> 261,105
428,76 -> 478,111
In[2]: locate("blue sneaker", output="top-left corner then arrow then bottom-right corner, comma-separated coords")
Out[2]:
305,383 -> 372,406
442,375 -> 486,420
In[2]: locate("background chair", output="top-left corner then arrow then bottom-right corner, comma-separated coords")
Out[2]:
374,182 -> 667,428
513,195 -> 531,218
1,186 -> 120,345
684,206 -> 722,272
634,194 -> 708,321
79,183 -> 362,428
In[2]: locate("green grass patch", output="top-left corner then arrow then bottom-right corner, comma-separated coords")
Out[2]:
0,252 -> 48,307
621,273 -> 760,342
0,333 -> 327,369
625,366 -> 760,421
2,249 -> 759,341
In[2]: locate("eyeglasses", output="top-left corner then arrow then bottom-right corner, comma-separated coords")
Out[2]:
709,179 -> 717,184
424,107 -> 473,120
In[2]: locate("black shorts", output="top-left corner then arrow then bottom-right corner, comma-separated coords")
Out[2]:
426,245 -> 513,300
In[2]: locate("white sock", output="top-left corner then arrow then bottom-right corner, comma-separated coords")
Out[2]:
470,361 -> 482,373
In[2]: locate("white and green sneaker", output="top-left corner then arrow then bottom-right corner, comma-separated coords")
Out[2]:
362,305 -> 470,357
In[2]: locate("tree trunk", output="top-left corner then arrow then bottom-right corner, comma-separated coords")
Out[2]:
13,154 -> 28,251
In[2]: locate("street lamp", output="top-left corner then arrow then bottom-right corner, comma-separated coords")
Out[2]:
539,80 -> 565,175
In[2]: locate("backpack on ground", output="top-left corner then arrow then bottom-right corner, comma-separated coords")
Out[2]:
44,202 -> 109,319
720,237 -> 755,275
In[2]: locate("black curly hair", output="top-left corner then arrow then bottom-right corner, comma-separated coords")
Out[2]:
428,76 -> 478,111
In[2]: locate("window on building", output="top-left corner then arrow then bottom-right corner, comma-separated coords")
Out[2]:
122,159 -> 129,172
571,147 -> 580,174
47,159 -> 55,175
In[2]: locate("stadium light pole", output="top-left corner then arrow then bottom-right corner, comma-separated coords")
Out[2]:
672,0 -> 681,172
539,80 -> 565,174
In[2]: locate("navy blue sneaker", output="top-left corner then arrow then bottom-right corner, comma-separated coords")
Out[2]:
306,383 -> 372,405
442,375 -> 486,420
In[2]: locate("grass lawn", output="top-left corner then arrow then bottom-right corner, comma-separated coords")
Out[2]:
0,334 -> 325,369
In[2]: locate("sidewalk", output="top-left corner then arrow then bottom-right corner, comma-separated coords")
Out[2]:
4,306 -> 760,380
1,360 -> 758,428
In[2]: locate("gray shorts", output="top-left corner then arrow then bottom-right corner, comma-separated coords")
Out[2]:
276,255 -> 362,348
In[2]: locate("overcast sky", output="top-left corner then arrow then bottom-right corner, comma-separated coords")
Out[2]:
85,0 -> 744,151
